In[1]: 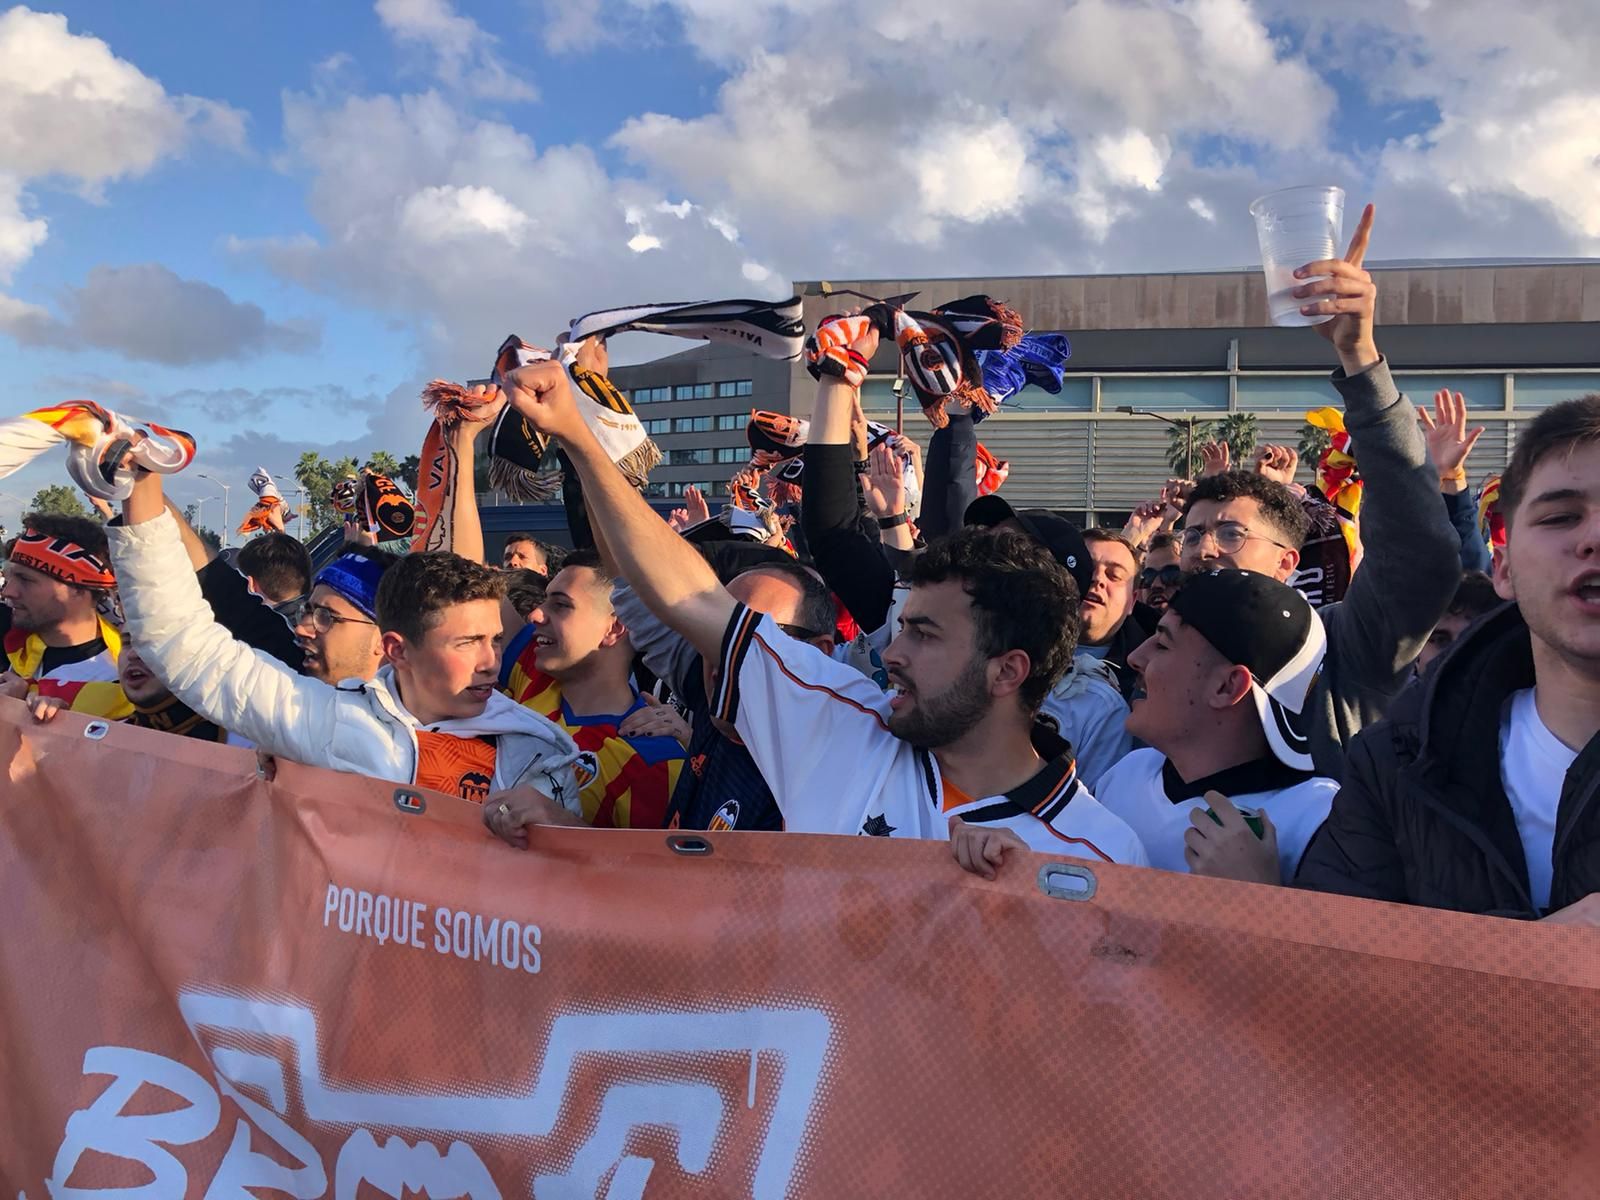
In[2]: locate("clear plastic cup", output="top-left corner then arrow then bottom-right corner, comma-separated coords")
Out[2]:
1249,185 -> 1345,327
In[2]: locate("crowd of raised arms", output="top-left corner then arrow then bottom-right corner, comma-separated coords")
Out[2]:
3,205 -> 1597,928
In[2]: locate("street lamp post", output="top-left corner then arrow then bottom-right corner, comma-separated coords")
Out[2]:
1116,406 -> 1200,480
197,473 -> 231,547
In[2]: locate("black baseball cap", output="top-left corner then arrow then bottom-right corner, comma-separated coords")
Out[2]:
964,495 -> 1092,599
1168,569 -> 1326,771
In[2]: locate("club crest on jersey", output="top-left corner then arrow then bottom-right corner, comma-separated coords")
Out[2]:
458,771 -> 492,804
573,751 -> 600,789
709,799 -> 741,832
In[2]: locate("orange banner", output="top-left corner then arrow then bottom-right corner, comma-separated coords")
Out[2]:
2,703 -> 1598,1197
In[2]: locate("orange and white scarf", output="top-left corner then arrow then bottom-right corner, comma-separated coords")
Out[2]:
0,400 -> 195,500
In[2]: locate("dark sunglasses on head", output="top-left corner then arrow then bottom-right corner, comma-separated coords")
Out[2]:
1138,565 -> 1184,590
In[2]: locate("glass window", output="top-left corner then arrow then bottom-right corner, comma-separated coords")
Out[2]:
716,413 -> 744,430
671,416 -> 713,433
643,418 -> 671,434
1393,374 -> 1503,413
1508,373 -> 1600,410
707,480 -> 730,497
643,482 -> 666,498
714,447 -> 744,464
1101,376 -> 1228,411
670,448 -> 712,465
1235,376 -> 1341,413
675,383 -> 714,400
633,386 -> 670,404
717,379 -> 755,398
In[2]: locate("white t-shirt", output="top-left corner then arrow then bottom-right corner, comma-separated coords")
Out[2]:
1499,688 -> 1576,912
1095,748 -> 1338,882
714,605 -> 1149,866
1038,654 -> 1133,791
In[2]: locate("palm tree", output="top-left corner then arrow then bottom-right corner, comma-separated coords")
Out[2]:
1164,420 -> 1215,475
1213,412 -> 1260,463
1298,422 -> 1332,465
366,450 -> 402,478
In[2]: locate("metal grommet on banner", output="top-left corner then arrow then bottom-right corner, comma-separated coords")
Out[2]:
393,789 -> 426,815
1037,862 -> 1097,902
667,835 -> 713,857
82,720 -> 110,741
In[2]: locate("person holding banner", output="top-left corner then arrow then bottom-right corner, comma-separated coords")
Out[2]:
103,469 -> 585,816
1297,395 -> 1600,924
492,354 -> 1147,865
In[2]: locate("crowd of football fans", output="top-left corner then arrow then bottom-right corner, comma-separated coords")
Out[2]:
4,207 -> 1597,928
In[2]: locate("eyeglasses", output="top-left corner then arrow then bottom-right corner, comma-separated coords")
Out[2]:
1137,564 -> 1185,590
1178,521 -> 1291,554
294,601 -> 376,633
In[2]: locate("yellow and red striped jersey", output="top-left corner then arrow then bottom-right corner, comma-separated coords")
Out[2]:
506,653 -> 684,829
5,617 -> 132,721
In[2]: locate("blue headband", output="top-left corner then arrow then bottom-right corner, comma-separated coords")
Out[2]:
314,554 -> 385,619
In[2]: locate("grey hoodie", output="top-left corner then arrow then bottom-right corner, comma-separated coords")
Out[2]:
1307,358 -> 1461,780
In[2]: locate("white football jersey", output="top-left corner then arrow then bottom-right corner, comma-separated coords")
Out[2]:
1095,748 -> 1337,881
714,605 -> 1149,866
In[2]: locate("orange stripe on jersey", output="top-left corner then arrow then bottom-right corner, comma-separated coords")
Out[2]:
1031,771 -> 1074,816
1033,822 -> 1114,863
747,631 -> 892,732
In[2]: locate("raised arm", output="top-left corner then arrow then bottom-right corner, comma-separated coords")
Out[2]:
442,387 -> 506,564
502,362 -> 736,665
111,472 -> 337,754
1295,205 -> 1461,683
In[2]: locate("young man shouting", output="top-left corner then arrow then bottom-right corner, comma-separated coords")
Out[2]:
1297,395 -> 1600,923
104,472 -> 581,822
495,357 -> 1147,865
504,549 -> 685,828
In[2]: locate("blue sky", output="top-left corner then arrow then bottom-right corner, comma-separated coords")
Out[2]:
1,0 -> 1596,533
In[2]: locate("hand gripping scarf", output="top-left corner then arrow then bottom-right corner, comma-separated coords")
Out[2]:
0,400 -> 195,501
9,526 -> 115,589
568,297 -> 805,361
415,338 -> 661,551
1477,474 -> 1506,554
238,466 -> 292,536
803,294 -> 1023,428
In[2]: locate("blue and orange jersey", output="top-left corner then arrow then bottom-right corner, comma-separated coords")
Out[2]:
5,618 -> 132,721
507,653 -> 684,829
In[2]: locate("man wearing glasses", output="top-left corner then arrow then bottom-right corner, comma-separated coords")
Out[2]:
1134,533 -> 1183,614
291,546 -> 397,685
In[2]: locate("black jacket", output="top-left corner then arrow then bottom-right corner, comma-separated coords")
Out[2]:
1294,603 -> 1600,918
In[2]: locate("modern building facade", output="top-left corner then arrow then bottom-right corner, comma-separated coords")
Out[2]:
586,259 -> 1600,525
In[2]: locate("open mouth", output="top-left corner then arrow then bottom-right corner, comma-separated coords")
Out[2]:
1572,572 -> 1600,608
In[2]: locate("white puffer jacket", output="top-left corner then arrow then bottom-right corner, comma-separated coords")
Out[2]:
107,511 -> 582,807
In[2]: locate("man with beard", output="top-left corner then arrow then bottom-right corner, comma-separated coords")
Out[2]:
1135,533 -> 1183,614
497,356 -> 1146,864
0,514 -> 131,719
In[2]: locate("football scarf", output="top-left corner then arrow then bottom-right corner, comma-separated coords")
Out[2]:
974,333 -> 1074,422
0,400 -> 195,501
126,694 -> 226,742
415,339 -> 661,551
568,297 -> 805,361
5,614 -> 130,720
974,444 -> 1009,497
803,294 -> 1023,428
9,527 -> 114,589
1477,474 -> 1506,554
1306,407 -> 1362,564
237,467 -> 291,536
747,410 -> 987,504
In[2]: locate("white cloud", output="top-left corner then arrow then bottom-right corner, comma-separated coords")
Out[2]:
0,6 -> 244,282
0,175 -> 47,283
1092,131 -> 1170,193
1187,195 -> 1217,222
375,0 -> 536,101
399,183 -> 531,244
0,263 -> 321,365
627,232 -> 662,252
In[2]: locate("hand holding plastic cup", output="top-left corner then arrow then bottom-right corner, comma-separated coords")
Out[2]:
1250,186 -> 1345,328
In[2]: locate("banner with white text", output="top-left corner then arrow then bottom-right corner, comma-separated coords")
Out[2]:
2,704 -> 1597,1198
